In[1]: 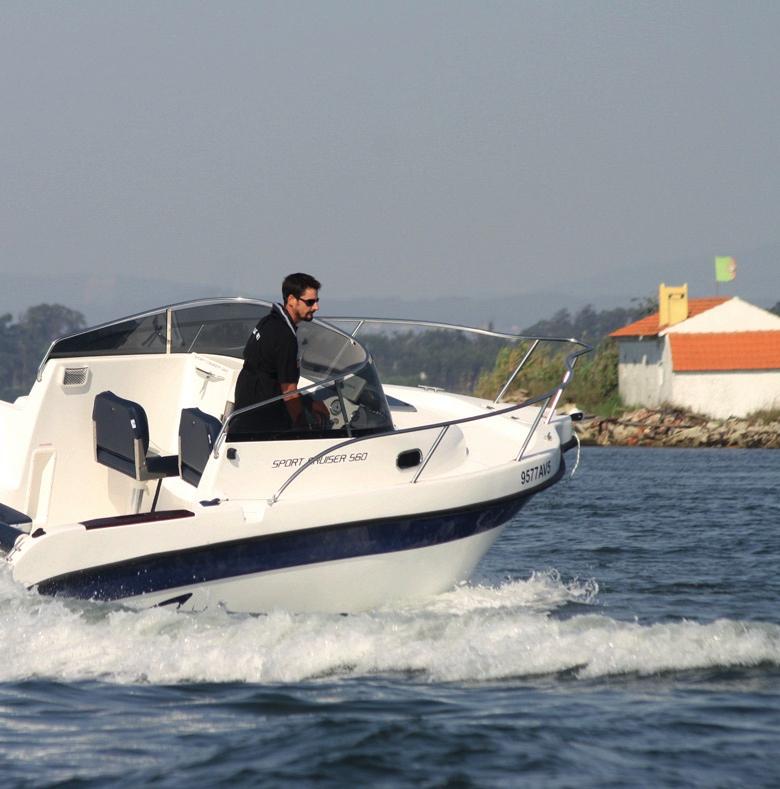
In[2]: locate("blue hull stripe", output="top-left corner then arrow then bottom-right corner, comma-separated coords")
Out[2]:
37,460 -> 564,602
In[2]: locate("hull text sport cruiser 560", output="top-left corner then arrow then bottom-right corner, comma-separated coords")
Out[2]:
0,299 -> 589,613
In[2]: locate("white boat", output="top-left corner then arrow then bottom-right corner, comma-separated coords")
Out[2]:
0,299 -> 589,613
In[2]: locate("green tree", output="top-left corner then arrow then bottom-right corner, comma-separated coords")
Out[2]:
0,313 -> 19,401
475,339 -> 620,416
356,296 -> 656,412
360,329 -> 505,393
522,298 -> 657,346
0,304 -> 86,401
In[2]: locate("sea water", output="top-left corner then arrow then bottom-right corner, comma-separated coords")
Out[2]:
0,447 -> 778,786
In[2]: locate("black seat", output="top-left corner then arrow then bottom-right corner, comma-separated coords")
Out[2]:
179,408 -> 222,486
92,391 -> 179,481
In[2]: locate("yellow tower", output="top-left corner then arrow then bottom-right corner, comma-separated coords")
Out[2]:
658,283 -> 689,327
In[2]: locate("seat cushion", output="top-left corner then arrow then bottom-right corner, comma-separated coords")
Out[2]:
146,454 -> 179,477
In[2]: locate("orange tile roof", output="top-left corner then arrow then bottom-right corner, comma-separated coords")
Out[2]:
610,297 -> 730,338
670,331 -> 780,371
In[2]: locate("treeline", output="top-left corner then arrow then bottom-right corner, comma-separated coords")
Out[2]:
0,300 -> 651,409
473,341 -> 620,415
360,330 -> 505,393
481,299 -> 659,415
360,301 -> 655,414
5,298 -> 774,414
521,298 -> 657,344
0,305 -> 85,401
364,327 -> 619,414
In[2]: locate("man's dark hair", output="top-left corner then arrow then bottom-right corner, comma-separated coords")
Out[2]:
283,273 -> 321,301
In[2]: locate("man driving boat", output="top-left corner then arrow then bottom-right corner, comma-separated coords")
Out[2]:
233,272 -> 325,434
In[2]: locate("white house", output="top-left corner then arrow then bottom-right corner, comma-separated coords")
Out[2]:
610,284 -> 780,418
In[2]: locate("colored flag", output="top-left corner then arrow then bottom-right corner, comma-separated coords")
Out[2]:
715,256 -> 736,282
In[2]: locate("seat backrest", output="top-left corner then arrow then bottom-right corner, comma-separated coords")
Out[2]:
92,391 -> 150,479
179,408 -> 222,486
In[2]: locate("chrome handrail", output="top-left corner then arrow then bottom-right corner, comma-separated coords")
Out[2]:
263,321 -> 591,505
210,315 -> 593,504
266,376 -> 583,506
411,424 -> 449,484
324,315 -> 585,406
494,339 -> 539,405
324,315 -> 580,345
515,394 -> 552,461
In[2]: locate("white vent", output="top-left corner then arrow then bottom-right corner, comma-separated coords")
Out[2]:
63,367 -> 89,386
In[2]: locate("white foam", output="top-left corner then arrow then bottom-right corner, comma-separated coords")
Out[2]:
0,567 -> 778,684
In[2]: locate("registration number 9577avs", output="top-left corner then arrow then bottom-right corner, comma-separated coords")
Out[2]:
521,459 -> 552,485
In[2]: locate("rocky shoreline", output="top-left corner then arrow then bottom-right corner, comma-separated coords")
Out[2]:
573,407 -> 780,449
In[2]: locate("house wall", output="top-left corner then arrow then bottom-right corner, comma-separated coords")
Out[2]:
670,370 -> 780,418
616,338 -> 668,407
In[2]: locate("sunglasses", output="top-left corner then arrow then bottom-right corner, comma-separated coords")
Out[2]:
298,297 -> 319,306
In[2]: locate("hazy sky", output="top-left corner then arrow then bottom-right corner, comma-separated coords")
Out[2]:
2,1 -> 779,303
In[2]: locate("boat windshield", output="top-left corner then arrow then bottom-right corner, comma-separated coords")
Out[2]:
48,309 -> 170,357
225,313 -> 393,441
171,302 -> 271,356
43,298 -> 394,439
47,301 -> 273,359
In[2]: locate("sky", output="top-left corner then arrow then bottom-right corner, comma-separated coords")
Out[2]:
1,1 -> 779,320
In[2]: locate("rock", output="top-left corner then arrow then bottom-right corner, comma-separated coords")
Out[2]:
572,406 -> 779,449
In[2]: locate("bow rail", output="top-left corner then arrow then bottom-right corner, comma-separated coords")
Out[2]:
256,316 -> 591,505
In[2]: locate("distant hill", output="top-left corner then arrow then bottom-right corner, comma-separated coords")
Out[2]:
0,271 -> 596,332
2,239 -> 778,330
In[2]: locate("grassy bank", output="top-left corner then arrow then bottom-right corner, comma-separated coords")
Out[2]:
474,340 -> 622,417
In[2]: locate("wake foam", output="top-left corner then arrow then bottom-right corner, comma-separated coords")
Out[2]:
0,567 -> 778,684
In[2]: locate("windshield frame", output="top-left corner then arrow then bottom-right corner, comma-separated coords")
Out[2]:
37,297 -> 367,380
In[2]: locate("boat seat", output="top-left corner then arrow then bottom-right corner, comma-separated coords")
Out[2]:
179,407 -> 222,487
92,391 -> 179,482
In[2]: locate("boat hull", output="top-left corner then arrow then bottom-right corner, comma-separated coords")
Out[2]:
127,523 -> 509,613
28,482 -> 548,612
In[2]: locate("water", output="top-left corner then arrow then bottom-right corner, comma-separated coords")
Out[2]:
1,447 -> 778,786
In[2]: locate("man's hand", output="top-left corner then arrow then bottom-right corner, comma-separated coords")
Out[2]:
281,382 -> 303,425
